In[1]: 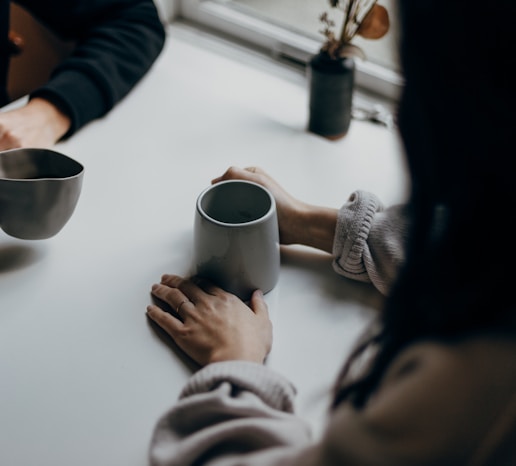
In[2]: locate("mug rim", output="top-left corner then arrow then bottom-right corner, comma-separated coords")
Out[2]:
0,148 -> 84,181
196,179 -> 276,227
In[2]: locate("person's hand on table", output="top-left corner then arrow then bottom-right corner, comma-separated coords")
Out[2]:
213,166 -> 338,254
0,97 -> 71,150
146,274 -> 272,367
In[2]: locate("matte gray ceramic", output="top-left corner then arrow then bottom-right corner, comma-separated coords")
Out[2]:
0,148 -> 84,240
194,180 -> 280,301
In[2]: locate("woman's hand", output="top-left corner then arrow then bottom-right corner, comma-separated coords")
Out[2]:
213,166 -> 338,254
213,166 -> 310,245
146,274 -> 272,366
0,98 -> 71,150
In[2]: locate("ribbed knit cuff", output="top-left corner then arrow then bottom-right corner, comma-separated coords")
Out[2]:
332,190 -> 384,279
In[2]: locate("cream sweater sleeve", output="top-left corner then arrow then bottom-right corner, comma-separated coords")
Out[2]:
149,341 -> 516,466
149,361 -> 314,466
332,190 -> 409,295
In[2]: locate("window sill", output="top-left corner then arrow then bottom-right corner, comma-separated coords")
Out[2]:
177,0 -> 403,103
169,19 -> 399,127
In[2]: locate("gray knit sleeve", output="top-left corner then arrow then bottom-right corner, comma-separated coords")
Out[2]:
332,190 -> 409,296
149,361 -> 312,466
180,360 -> 297,412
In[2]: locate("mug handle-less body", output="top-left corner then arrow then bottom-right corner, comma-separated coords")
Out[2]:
193,180 -> 280,301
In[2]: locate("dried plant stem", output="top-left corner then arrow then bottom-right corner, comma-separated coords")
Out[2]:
321,0 -> 384,59
342,1 -> 354,43
339,0 -> 378,43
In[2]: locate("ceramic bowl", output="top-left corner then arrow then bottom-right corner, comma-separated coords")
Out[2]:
0,148 -> 84,240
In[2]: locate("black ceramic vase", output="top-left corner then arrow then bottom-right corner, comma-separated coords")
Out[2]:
307,51 -> 355,140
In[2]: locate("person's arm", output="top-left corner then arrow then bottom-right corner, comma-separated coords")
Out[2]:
18,0 -> 166,139
145,274 -> 315,465
213,166 -> 409,295
212,166 -> 338,252
148,315 -> 516,466
332,190 -> 409,295
149,360 -> 316,466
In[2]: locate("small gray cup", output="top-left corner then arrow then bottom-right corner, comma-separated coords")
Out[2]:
194,180 -> 280,301
0,148 -> 84,240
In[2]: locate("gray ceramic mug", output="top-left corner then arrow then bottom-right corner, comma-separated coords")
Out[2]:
194,180 -> 280,301
0,148 -> 84,240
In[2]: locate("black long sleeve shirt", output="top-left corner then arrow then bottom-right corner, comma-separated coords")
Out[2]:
1,0 -> 166,137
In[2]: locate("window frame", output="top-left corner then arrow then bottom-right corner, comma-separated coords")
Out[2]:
178,0 -> 403,101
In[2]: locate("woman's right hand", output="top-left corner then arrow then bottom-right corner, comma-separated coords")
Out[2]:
213,166 -> 338,253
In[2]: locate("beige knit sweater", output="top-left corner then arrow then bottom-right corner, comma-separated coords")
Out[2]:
148,191 -> 516,465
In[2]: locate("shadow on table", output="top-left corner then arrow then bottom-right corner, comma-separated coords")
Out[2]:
280,245 -> 385,313
0,242 -> 48,274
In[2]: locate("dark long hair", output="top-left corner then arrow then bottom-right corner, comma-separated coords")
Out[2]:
334,0 -> 516,408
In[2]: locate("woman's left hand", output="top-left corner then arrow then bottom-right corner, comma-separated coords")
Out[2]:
146,274 -> 272,366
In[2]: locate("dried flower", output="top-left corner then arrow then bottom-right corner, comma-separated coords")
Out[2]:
320,0 -> 390,59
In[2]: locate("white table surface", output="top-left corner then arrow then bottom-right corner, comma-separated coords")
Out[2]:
0,22 -> 408,466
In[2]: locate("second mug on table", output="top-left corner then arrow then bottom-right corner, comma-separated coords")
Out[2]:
193,179 -> 280,301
